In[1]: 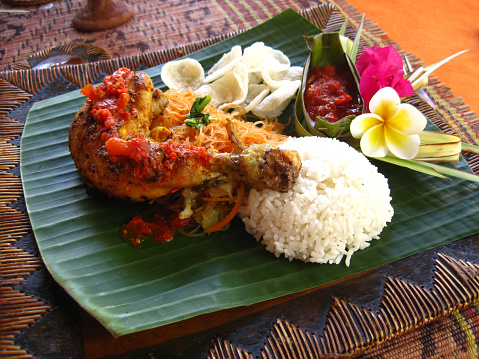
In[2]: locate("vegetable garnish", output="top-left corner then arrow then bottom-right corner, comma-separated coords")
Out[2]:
185,95 -> 212,130
204,181 -> 245,233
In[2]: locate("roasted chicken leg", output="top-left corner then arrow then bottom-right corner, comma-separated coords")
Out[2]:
69,68 -> 301,202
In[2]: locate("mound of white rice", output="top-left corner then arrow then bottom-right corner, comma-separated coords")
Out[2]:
238,137 -> 394,266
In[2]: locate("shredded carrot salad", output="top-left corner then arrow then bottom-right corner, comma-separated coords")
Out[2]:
204,182 -> 245,233
155,88 -> 288,153
141,88 -> 292,236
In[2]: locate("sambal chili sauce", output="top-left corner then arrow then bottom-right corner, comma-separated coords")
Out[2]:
81,68 -> 146,161
304,65 -> 362,123
81,67 -> 132,132
122,209 -> 191,247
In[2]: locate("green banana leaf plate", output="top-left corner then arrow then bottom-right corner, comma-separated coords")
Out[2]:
20,9 -> 479,337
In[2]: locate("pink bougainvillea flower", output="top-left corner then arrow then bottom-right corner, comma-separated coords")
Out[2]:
356,45 -> 414,109
350,87 -> 427,159
356,45 -> 403,76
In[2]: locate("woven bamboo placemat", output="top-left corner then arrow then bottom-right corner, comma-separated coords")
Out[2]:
0,0 -> 319,71
1,1 -> 479,358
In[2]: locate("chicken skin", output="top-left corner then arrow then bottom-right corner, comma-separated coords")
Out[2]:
68,68 -> 301,202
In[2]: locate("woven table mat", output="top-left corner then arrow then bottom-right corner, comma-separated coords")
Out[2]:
354,305 -> 479,358
0,0 -> 318,71
1,1 -> 479,358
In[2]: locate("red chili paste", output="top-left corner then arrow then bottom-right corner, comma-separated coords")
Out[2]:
105,135 -> 150,163
80,68 -> 148,161
123,210 -> 191,247
161,140 -> 212,169
304,65 -> 362,123
81,67 -> 132,130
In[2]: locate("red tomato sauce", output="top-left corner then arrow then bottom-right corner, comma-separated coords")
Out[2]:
304,65 -> 362,123
122,209 -> 191,247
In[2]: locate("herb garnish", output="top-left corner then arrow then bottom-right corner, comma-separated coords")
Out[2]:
185,95 -> 211,130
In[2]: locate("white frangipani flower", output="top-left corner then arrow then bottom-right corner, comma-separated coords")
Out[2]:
350,87 -> 427,159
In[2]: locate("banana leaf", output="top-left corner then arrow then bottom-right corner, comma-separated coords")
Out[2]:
20,9 -> 479,337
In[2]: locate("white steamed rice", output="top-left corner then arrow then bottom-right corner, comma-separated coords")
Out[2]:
238,137 -> 394,266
